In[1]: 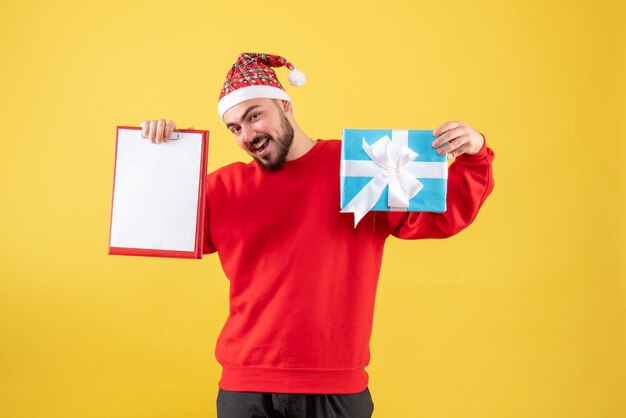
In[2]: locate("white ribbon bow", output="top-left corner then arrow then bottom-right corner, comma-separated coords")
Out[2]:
341,131 -> 447,227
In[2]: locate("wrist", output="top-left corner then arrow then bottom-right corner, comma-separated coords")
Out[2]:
459,133 -> 488,159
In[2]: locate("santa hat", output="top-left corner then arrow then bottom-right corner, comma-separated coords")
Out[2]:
218,52 -> 306,120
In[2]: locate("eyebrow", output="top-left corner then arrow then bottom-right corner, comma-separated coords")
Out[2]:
225,105 -> 261,128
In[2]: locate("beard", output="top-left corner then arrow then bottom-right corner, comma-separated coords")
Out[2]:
249,112 -> 295,172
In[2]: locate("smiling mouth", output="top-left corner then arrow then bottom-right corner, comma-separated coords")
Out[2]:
250,137 -> 270,155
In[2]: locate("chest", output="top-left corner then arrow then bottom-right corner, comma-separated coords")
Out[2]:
210,166 -> 345,250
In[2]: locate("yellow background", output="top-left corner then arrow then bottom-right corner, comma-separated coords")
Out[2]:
1,0 -> 624,417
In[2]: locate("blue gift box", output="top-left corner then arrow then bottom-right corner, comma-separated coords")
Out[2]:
340,129 -> 448,226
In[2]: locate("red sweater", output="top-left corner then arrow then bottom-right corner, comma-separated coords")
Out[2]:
203,139 -> 494,394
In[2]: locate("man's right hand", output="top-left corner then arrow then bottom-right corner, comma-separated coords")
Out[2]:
140,119 -> 177,144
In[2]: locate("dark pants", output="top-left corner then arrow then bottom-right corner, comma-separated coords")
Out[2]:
217,387 -> 374,418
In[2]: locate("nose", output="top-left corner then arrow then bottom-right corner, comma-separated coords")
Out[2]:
240,125 -> 256,146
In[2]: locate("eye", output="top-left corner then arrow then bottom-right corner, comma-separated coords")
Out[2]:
230,126 -> 241,134
250,112 -> 260,121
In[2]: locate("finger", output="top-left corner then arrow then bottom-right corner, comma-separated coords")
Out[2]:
155,119 -> 167,143
436,136 -> 468,156
163,120 -> 177,142
448,143 -> 471,159
432,126 -> 466,149
433,121 -> 462,138
140,120 -> 150,138
148,120 -> 158,143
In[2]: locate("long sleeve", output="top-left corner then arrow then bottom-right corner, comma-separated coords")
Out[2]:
391,136 -> 495,239
202,173 -> 217,254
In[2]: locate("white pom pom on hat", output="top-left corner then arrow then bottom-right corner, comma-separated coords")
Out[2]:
288,68 -> 306,86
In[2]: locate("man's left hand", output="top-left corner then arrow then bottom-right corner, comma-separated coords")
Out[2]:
432,121 -> 484,159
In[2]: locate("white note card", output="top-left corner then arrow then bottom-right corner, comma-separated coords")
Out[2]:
110,128 -> 204,253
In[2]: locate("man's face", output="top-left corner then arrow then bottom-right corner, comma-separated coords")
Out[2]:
223,98 -> 294,172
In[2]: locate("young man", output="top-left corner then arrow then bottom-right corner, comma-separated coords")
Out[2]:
141,53 -> 495,418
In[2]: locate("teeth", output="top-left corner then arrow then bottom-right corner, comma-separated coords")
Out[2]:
253,138 -> 268,150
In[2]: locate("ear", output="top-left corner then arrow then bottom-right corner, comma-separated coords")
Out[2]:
280,100 -> 292,113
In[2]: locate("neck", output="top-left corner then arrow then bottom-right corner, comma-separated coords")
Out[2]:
286,125 -> 315,161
